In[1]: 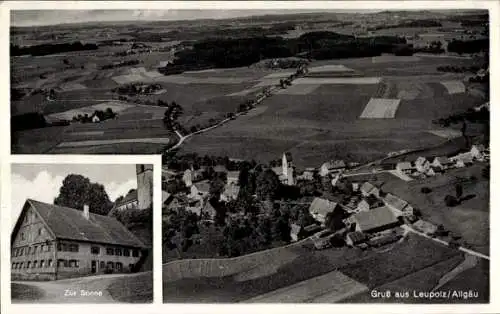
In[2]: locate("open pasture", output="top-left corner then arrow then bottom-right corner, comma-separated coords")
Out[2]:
441,80 -> 466,94
371,55 -> 422,63
275,84 -> 320,95
308,64 -> 355,73
293,77 -> 382,85
359,98 -> 401,119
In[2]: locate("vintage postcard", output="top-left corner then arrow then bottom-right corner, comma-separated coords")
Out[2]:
2,1 -> 499,313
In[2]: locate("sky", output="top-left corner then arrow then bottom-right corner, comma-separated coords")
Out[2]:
10,9 -> 380,27
10,164 -> 137,226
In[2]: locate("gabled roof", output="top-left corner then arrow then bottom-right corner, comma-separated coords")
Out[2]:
290,223 -> 301,235
353,206 -> 399,232
192,180 -> 210,194
397,161 -> 413,170
115,190 -> 137,208
309,197 -> 338,218
360,182 -> 378,194
383,193 -> 408,212
346,231 -> 367,244
15,199 -> 147,248
322,160 -> 346,170
227,171 -> 240,180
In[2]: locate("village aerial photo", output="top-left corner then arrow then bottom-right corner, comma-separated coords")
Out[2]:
10,8 -> 490,304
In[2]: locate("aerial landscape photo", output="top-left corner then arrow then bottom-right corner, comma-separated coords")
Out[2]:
10,8 -> 490,303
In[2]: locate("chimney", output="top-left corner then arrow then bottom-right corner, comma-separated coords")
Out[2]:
83,204 -> 90,220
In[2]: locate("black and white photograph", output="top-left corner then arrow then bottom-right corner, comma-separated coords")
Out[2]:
10,162 -> 154,303
4,1 -> 496,308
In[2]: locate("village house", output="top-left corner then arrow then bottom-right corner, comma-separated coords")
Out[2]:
290,223 -> 322,242
296,167 -> 316,181
91,115 -> 100,123
360,182 -> 380,198
308,197 -> 339,225
108,164 -> 153,216
396,161 -> 414,174
345,231 -> 368,246
226,171 -> 240,186
413,219 -> 438,236
11,200 -> 147,281
189,180 -> 211,201
431,156 -> 453,170
356,195 -> 383,213
319,160 -> 346,177
450,152 -> 474,167
351,206 -> 400,233
201,200 -> 218,221
220,184 -> 240,202
383,193 -> 414,217
164,194 -> 188,213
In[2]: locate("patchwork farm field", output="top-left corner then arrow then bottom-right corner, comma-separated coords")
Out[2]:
163,234 -> 463,303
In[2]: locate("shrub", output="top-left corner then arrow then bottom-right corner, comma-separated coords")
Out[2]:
421,187 -> 432,194
444,195 -> 459,207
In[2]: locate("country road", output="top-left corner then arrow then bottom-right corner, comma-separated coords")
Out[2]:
12,273 -> 145,303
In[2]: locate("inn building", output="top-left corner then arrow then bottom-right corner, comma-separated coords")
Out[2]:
11,199 -> 147,280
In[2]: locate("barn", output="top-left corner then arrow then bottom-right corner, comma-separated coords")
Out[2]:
11,199 -> 148,281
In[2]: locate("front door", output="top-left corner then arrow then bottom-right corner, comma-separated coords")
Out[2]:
91,260 -> 97,274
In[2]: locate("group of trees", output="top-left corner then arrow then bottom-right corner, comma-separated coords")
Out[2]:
72,108 -> 116,123
101,59 -> 140,70
10,41 -> 98,57
367,19 -> 442,32
447,39 -> 489,55
54,174 -> 114,215
158,32 -> 413,71
11,112 -> 47,131
113,83 -> 163,95
437,65 -> 482,73
163,102 -> 184,132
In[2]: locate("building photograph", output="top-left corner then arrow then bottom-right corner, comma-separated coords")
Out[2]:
10,163 -> 154,303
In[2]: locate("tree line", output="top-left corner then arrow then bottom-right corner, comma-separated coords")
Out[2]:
10,41 -> 98,57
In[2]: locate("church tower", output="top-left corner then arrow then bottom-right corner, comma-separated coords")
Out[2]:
282,152 -> 295,185
136,164 -> 153,210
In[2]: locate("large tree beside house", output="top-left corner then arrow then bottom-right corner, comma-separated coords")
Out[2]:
255,169 -> 280,200
54,174 -> 113,215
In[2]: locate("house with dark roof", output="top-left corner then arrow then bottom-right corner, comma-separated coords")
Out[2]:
352,206 -> 400,233
309,197 -> 339,225
360,182 -> 380,198
11,199 -> 148,281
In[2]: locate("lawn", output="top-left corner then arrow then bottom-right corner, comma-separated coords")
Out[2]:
381,164 -> 490,254
11,283 -> 45,302
107,272 -> 153,303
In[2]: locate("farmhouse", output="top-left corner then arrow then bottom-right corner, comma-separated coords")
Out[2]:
11,200 -> 147,281
383,193 -> 413,217
309,197 -> 339,225
189,180 -> 210,201
290,223 -> 323,242
319,160 -> 346,177
431,156 -> 453,170
351,206 -> 400,233
345,231 -> 367,246
396,162 -> 414,174
356,195 -> 383,213
220,184 -> 240,202
360,182 -> 380,198
227,171 -> 240,186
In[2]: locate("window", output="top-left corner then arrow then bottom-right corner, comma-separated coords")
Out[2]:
12,262 -> 15,269
107,262 -> 114,270
69,260 -> 79,268
91,246 -> 100,255
48,259 -> 52,267
123,248 -> 130,257
33,246 -> 37,254
57,243 -> 62,251
115,248 -> 122,256
38,228 -> 43,236
69,244 -> 79,252
106,248 -> 114,255
46,243 -> 52,252
129,264 -> 134,271
21,232 -> 25,240
33,261 -> 37,268
40,260 -> 45,268
40,244 -> 45,252
27,261 -> 31,268
27,247 -> 31,255
57,259 -> 66,268
132,249 -> 139,257
20,262 -> 23,269
100,261 -> 105,270
115,262 -> 123,272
